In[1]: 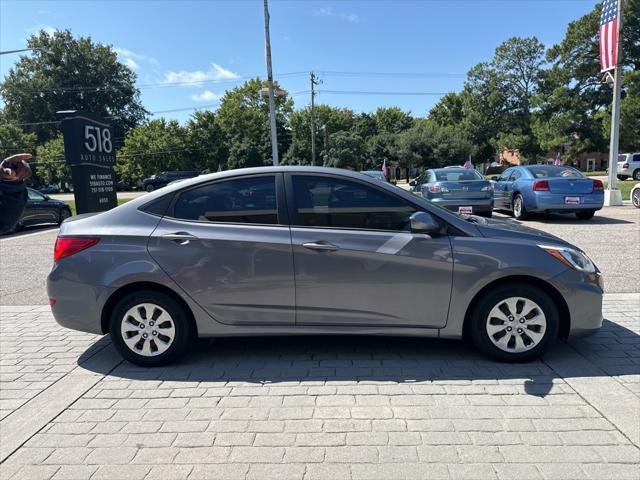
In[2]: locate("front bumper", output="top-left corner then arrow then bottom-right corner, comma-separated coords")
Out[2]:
551,268 -> 604,338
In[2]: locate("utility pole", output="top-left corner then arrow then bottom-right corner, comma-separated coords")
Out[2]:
263,0 -> 279,166
310,72 -> 321,166
605,0 -> 624,206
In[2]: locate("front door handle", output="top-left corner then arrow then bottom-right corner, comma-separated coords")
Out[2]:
162,232 -> 199,245
302,241 -> 339,252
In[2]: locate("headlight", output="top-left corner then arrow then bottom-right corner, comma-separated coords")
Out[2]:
539,244 -> 596,273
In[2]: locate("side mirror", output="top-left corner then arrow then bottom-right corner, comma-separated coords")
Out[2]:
491,176 -> 499,181
410,211 -> 440,234
409,180 -> 417,187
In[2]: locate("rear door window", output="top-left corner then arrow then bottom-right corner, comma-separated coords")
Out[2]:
171,175 -> 278,225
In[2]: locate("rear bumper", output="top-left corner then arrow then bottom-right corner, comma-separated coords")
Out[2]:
47,267 -> 112,335
429,197 -> 494,213
528,192 -> 604,213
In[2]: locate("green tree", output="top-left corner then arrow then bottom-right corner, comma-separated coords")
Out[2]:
187,111 -> 227,173
397,120 -> 472,168
322,130 -> 366,169
0,110 -> 37,159
216,78 -> 293,168
116,119 -> 190,183
0,29 -> 147,143
373,107 -> 413,134
35,135 -> 69,186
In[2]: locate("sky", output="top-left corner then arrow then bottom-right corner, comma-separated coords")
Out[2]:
1,0 -> 600,124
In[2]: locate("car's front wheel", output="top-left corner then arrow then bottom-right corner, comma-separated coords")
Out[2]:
469,284 -> 559,362
617,175 -> 628,181
145,184 -> 155,192
632,188 -> 640,208
109,290 -> 194,367
59,208 -> 71,224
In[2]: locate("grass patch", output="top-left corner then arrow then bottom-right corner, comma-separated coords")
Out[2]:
607,180 -> 638,200
67,198 -> 131,216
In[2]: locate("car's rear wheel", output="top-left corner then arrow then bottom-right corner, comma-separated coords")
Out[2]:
617,175 -> 628,181
512,194 -> 528,220
145,184 -> 155,192
109,290 -> 194,367
633,169 -> 640,181
575,210 -> 595,220
58,208 -> 71,224
469,284 -> 559,362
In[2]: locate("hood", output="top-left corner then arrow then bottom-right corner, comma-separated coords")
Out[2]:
469,215 -> 570,246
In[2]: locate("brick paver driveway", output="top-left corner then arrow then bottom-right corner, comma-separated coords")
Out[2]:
1,294 -> 638,480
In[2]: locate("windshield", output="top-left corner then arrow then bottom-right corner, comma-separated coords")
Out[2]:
526,166 -> 584,179
433,169 -> 483,181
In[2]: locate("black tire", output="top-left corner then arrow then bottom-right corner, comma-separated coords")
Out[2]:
617,175 -> 628,181
633,169 -> 640,181
512,194 -> 528,220
109,290 -> 194,367
59,208 -> 71,225
575,210 -> 595,220
145,184 -> 155,192
632,188 -> 640,208
479,210 -> 493,218
469,283 -> 560,363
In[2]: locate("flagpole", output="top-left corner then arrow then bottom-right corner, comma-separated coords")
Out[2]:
604,0 -> 624,206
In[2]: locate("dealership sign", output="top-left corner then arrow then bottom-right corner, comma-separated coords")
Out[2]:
57,110 -> 118,214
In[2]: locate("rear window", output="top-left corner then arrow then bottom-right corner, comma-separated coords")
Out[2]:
433,169 -> 483,182
527,166 -> 583,179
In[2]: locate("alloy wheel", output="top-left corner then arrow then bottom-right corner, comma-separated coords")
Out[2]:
485,297 -> 547,353
513,197 -> 522,217
633,189 -> 640,208
120,303 -> 176,356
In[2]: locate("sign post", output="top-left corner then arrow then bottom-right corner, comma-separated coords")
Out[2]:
56,111 -> 118,214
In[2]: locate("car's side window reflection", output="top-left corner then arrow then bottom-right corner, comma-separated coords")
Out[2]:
171,175 -> 278,225
292,175 -> 414,231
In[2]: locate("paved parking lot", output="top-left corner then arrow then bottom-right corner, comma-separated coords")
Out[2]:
0,295 -> 638,479
0,205 -> 638,479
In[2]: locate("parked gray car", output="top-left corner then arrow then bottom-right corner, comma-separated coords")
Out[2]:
47,167 -> 603,366
411,168 -> 494,217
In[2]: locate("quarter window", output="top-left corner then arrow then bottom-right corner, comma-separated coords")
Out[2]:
172,176 -> 278,225
498,169 -> 512,182
292,175 -> 414,231
27,189 -> 45,201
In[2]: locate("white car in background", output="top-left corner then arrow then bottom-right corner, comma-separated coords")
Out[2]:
616,153 -> 640,181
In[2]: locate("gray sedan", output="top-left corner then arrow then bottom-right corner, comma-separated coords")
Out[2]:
47,167 -> 603,366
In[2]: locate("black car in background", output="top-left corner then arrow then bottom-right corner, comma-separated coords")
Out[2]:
8,188 -> 72,233
142,171 -> 198,192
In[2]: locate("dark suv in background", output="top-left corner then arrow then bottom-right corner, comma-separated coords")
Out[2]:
142,171 -> 198,192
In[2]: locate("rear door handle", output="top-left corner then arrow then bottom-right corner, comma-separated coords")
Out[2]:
302,241 -> 339,252
162,232 -> 199,244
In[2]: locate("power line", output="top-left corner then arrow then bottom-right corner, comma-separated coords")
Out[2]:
318,90 -> 448,96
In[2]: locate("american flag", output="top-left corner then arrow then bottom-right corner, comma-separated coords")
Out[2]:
599,0 -> 620,72
553,152 -> 562,166
463,157 -> 473,169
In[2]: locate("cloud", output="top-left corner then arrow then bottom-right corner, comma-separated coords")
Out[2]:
26,24 -> 57,36
164,63 -> 239,86
122,57 -> 139,71
190,90 -> 222,102
114,47 -> 155,72
315,7 -> 360,23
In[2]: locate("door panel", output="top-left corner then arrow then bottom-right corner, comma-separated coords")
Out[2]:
286,173 -> 453,328
147,174 -> 295,326
291,228 -> 453,328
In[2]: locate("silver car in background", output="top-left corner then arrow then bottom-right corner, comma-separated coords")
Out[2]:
48,167 -> 603,367
413,168 -> 494,217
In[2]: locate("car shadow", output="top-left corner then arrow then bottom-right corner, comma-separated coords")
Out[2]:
79,318 -> 638,398
493,211 -> 633,225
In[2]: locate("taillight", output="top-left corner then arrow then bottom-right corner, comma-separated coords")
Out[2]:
593,179 -> 604,191
428,185 -> 449,193
532,180 -> 550,191
623,163 -> 629,169
53,237 -> 100,261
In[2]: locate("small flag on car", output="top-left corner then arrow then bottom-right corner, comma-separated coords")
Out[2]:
554,152 -> 562,166
381,159 -> 387,177
463,157 -> 473,169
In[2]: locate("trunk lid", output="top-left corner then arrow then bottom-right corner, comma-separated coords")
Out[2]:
547,177 -> 594,194
440,180 -> 491,199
